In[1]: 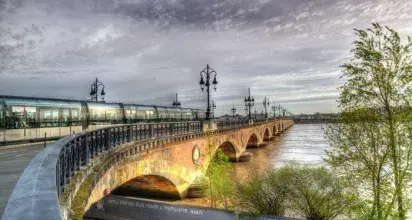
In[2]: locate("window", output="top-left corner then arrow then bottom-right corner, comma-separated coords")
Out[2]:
71,109 -> 80,126
8,106 -> 25,129
0,102 -> 3,129
39,108 -> 59,127
61,109 -> 71,126
145,110 -> 154,119
136,109 -> 146,120
25,107 -> 37,128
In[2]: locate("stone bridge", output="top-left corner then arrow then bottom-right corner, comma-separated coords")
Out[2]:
1,119 -> 293,220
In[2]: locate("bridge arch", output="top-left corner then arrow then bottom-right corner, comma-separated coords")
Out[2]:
263,128 -> 271,141
85,159 -> 198,210
246,133 -> 260,148
217,141 -> 238,162
112,174 -> 182,200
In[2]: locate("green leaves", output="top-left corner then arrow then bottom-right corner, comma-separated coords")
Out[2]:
237,164 -> 349,220
326,23 -> 412,220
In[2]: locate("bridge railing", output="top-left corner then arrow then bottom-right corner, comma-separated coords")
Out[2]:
216,118 -> 268,129
2,121 -> 202,220
56,121 -> 203,195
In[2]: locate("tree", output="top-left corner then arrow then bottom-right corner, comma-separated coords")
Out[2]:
200,148 -> 236,209
325,23 -> 412,219
209,148 -> 236,209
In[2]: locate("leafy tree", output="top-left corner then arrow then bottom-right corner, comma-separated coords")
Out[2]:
210,148 -> 236,209
325,23 -> 412,219
200,148 -> 236,209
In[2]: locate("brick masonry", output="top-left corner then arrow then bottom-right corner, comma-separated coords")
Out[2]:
83,120 -> 293,211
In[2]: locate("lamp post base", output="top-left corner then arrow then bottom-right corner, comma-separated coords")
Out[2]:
202,120 -> 218,132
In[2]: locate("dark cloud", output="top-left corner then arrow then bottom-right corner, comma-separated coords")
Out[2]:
1,0 -> 412,115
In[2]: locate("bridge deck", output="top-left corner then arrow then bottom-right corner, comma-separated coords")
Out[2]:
0,144 -> 46,217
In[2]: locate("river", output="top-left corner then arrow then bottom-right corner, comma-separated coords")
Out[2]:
232,123 -> 331,181
175,123 -> 332,207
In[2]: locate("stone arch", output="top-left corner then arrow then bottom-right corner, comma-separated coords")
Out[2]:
85,159 -> 198,210
273,124 -> 278,135
218,141 -> 238,162
246,133 -> 260,148
112,174 -> 181,200
263,128 -> 271,141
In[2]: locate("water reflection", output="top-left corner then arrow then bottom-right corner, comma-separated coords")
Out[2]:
232,124 -> 331,182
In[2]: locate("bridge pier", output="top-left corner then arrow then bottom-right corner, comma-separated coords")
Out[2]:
186,181 -> 207,198
238,152 -> 253,162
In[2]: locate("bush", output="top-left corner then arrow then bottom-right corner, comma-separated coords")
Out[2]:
237,169 -> 290,216
237,163 -> 349,220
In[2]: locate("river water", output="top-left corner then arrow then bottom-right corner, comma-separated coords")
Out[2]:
232,123 -> 331,181
175,123 -> 332,207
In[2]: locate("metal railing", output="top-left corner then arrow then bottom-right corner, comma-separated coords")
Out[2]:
216,118 -> 268,129
56,121 -> 202,195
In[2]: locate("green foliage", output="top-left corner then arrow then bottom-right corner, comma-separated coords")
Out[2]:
237,163 -> 349,220
237,169 -> 289,216
325,23 -> 412,220
285,165 -> 350,220
201,148 -> 236,209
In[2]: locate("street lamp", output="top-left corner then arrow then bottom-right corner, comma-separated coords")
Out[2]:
90,78 -> 105,102
277,105 -> 283,119
263,97 -> 270,119
231,104 -> 236,119
172,93 -> 181,108
199,64 -> 218,120
254,108 -> 258,119
244,88 -> 254,120
211,100 -> 216,119
272,105 -> 276,119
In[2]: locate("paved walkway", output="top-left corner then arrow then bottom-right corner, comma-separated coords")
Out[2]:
0,143 -> 49,217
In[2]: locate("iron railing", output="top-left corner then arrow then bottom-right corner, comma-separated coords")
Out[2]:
56,121 -> 202,196
216,118 -> 268,129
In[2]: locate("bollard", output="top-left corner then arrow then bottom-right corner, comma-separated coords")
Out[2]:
44,133 -> 47,148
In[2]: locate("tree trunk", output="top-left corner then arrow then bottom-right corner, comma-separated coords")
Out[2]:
388,117 -> 405,220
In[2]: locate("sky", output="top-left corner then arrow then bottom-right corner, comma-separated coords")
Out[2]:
1,0 -> 412,116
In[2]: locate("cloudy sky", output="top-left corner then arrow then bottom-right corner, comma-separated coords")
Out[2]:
1,0 -> 412,115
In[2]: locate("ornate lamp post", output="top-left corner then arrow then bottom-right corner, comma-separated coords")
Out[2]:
89,78 -> 105,102
172,93 -> 181,108
272,105 -> 276,119
263,97 -> 270,119
278,105 -> 283,118
211,100 -> 216,119
199,64 -> 218,120
244,88 -> 254,120
231,104 -> 236,119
